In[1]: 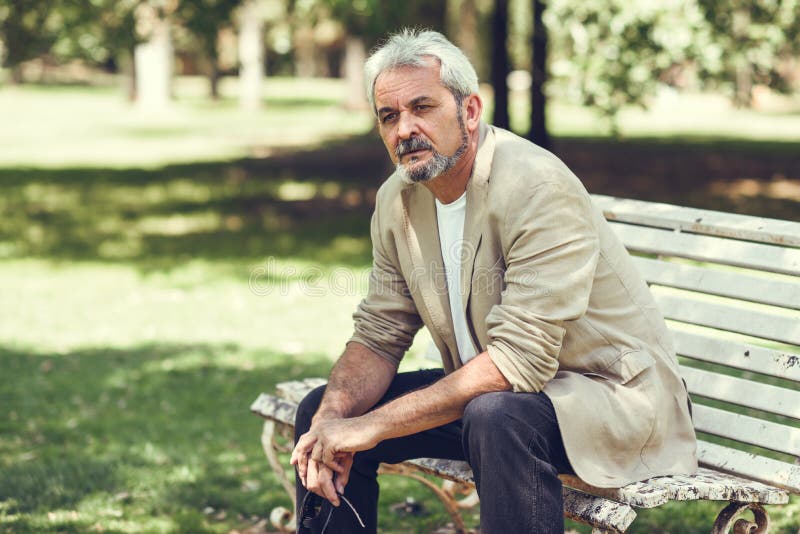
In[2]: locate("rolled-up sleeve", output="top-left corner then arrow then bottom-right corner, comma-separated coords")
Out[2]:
486,180 -> 599,392
348,202 -> 423,367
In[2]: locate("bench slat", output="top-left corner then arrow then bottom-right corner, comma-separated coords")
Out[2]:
698,440 -> 800,494
633,256 -> 800,310
672,330 -> 800,383
692,404 -> 800,457
251,393 -> 298,425
593,195 -> 800,247
681,365 -> 800,419
276,378 -> 326,403
655,293 -> 800,346
561,468 -> 789,509
609,223 -> 800,276
645,469 -> 789,505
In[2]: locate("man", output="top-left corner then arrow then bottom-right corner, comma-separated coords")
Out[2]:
290,29 -> 697,533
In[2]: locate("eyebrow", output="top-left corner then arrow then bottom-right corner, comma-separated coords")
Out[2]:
377,95 -> 435,115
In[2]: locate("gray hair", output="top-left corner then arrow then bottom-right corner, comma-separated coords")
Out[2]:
364,29 -> 479,116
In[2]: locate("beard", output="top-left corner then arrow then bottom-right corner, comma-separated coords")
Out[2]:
395,110 -> 469,184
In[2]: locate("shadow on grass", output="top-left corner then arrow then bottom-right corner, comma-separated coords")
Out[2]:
0,141 -> 390,270
1,132 -> 797,275
0,343 -> 332,533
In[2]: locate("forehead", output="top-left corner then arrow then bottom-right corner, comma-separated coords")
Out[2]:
373,60 -> 449,107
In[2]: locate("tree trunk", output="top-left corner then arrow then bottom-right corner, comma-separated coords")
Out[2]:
343,36 -> 367,111
453,0 -> 480,77
293,25 -> 316,78
119,48 -> 137,102
209,58 -> 221,100
238,0 -> 264,111
418,0 -> 448,33
528,0 -> 550,148
490,0 -> 510,129
9,66 -> 23,85
732,10 -> 752,108
134,7 -> 172,110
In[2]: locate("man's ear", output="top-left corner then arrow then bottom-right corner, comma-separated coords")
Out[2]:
463,94 -> 483,132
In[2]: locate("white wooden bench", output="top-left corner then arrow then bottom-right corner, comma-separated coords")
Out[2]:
251,195 -> 800,533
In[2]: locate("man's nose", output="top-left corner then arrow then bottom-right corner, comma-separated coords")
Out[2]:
396,111 -> 419,140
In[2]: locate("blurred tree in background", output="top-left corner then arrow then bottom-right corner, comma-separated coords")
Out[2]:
696,0 -> 800,107
1,0 -> 798,133
176,0 -> 241,99
544,0 -> 708,134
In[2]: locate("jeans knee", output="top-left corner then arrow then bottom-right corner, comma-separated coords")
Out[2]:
463,391 -> 508,434
295,384 -> 326,436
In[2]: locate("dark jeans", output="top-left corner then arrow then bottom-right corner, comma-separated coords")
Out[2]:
294,369 -> 572,534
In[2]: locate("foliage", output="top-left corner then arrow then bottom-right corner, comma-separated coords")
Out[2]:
0,0 -> 64,75
289,0 -> 447,48
545,0 -> 709,130
174,0 -> 241,65
695,0 -> 800,103
57,0 -> 141,65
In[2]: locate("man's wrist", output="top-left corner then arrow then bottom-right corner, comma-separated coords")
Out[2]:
359,411 -> 390,443
311,407 -> 347,425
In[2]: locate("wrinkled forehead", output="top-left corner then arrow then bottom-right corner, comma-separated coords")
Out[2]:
373,60 -> 446,103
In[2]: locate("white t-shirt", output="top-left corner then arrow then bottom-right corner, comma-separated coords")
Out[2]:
435,191 -> 479,364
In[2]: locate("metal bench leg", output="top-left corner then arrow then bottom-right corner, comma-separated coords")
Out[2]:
711,502 -> 770,534
379,463 -> 477,534
261,420 -> 296,533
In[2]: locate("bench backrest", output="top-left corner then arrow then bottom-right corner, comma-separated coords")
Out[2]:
593,195 -> 800,494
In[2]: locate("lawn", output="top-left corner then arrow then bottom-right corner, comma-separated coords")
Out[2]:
0,76 -> 798,533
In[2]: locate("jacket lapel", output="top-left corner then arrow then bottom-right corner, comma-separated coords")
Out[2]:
460,124 -> 495,319
400,183 -> 456,354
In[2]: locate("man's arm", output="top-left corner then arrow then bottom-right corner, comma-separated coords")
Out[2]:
291,341 -> 396,505
301,351 -> 511,471
311,341 -> 397,423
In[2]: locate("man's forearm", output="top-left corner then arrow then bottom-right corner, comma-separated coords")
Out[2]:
360,351 -> 511,442
313,341 -> 397,423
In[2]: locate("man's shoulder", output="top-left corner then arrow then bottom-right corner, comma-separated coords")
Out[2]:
375,171 -> 405,203
487,126 -> 588,197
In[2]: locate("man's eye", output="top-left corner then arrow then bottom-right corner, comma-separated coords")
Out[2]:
415,105 -> 430,111
381,113 -> 397,123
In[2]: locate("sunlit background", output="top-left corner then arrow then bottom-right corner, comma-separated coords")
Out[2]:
0,0 -> 798,532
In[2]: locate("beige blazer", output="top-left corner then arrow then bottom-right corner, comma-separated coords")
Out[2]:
349,123 -> 697,488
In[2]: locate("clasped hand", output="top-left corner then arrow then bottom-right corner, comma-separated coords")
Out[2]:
290,416 -> 380,506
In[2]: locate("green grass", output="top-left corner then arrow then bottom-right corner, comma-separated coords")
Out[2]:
0,77 -> 798,532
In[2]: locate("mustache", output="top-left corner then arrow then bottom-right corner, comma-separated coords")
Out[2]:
395,137 -> 432,158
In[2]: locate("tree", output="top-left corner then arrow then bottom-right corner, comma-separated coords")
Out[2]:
528,0 -> 549,148
0,0 -> 63,83
695,0 -> 800,107
545,0 -> 707,134
175,0 -> 241,99
238,0 -> 263,110
297,0 -> 448,110
134,1 -> 177,110
448,0 -> 481,77
490,0 -> 510,129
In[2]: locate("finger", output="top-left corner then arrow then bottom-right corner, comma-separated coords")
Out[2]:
290,434 -> 316,466
306,459 -> 323,498
334,454 -> 353,494
315,464 -> 340,507
311,440 -> 324,463
322,445 -> 338,470
295,450 -> 310,487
